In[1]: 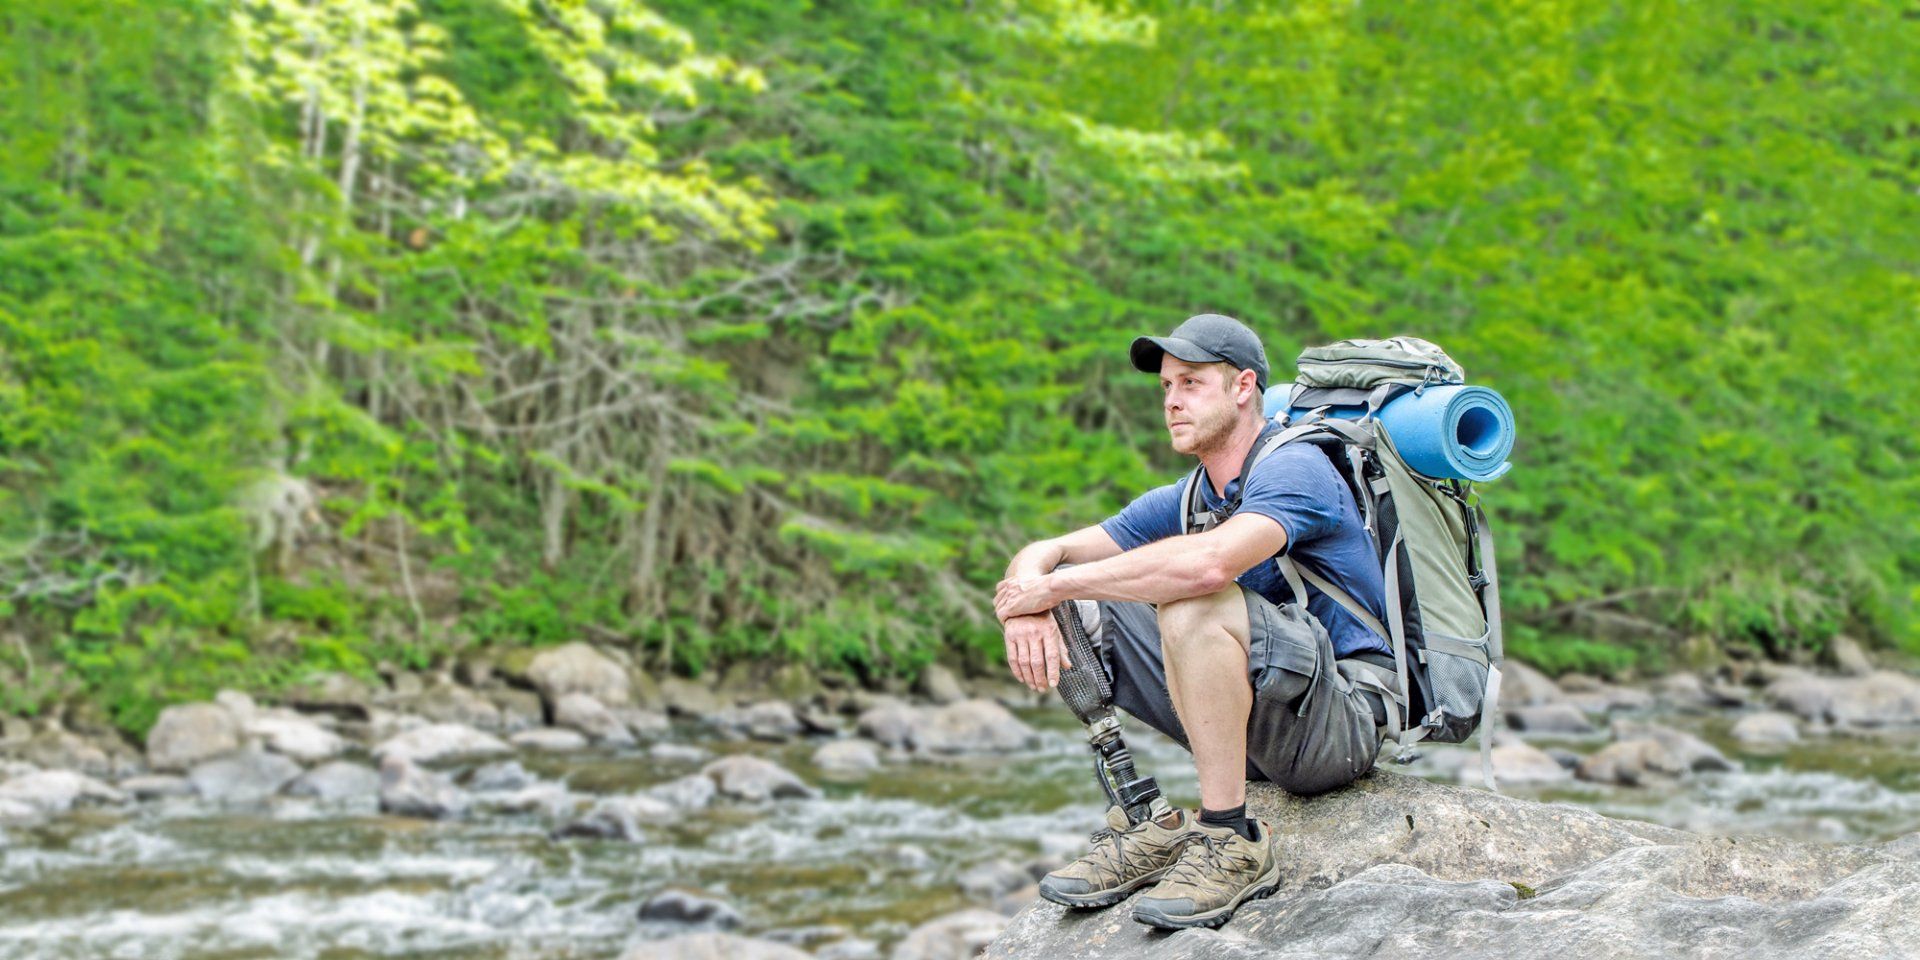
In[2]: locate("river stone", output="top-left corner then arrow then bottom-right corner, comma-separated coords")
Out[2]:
528,643 -> 631,708
958,859 -> 1031,901
701,755 -> 818,802
0,769 -> 125,815
188,747 -> 302,804
471,782 -> 573,817
895,909 -> 1007,960
13,729 -> 113,777
378,755 -> 468,819
1609,719 -> 1735,772
618,708 -> 671,738
510,728 -> 589,753
660,677 -> 728,718
1500,660 -> 1567,707
711,702 -> 802,742
213,689 -> 259,725
1575,739 -> 1686,786
812,739 -> 881,774
119,774 -> 194,800
915,700 -> 1035,755
1563,682 -> 1655,715
917,664 -> 969,705
1732,711 -> 1802,744
393,685 -> 503,731
1652,672 -> 1715,711
643,773 -> 717,812
617,933 -> 810,960
247,711 -> 347,764
1883,833 -> 1920,861
146,702 -> 242,772
1829,635 -> 1874,676
555,693 -> 636,746
287,760 -> 381,801
1831,671 -> 1920,728
1506,704 -> 1597,735
466,760 -> 535,792
813,938 -> 881,960
373,723 -> 511,765
637,889 -> 742,930
1460,739 -> 1567,785
285,672 -> 379,717
854,700 -> 917,751
489,688 -> 545,732
558,793 -> 674,842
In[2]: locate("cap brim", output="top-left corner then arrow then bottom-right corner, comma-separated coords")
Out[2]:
1130,336 -> 1226,375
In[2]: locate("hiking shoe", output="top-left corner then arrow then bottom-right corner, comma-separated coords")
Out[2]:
1130,819 -> 1280,930
1037,806 -> 1199,909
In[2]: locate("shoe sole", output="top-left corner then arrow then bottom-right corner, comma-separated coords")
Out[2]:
1038,864 -> 1177,909
1130,859 -> 1283,930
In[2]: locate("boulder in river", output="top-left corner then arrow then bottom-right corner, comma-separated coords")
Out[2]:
858,699 -> 1035,756
246,711 -> 347,764
637,889 -> 742,930
287,760 -> 381,802
896,909 -> 1008,960
1732,711 -> 1802,745
642,773 -> 717,812
1575,738 -> 1686,786
509,728 -> 589,753
378,756 -> 468,819
1769,669 -> 1920,728
146,702 -> 242,772
119,774 -> 195,800
916,663 -> 969,705
12,729 -> 115,777
558,793 -> 674,842
554,693 -> 635,746
1499,660 -> 1567,707
811,739 -> 881,774
1506,703 -> 1598,735
710,701 -> 801,742
1462,738 -> 1567,785
701,755 -> 818,802
528,642 -> 631,708
188,747 -> 303,804
1609,719 -> 1735,772
660,676 -> 728,718
392,684 -> 503,731
373,723 -> 511,765
987,770 -> 1918,960
617,932 -> 810,960
0,769 -> 125,816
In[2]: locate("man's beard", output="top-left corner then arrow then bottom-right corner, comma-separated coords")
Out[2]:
1171,404 -> 1238,457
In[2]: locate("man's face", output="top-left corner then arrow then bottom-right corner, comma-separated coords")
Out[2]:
1160,357 -> 1250,456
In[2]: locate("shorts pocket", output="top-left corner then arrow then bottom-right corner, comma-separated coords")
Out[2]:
1249,602 -> 1327,713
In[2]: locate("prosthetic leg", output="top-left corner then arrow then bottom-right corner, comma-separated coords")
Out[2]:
1051,600 -> 1172,826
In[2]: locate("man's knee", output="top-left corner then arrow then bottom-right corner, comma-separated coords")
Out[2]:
1157,588 -> 1248,657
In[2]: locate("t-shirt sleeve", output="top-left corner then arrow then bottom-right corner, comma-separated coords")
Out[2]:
1099,479 -> 1185,552
1236,447 -> 1346,553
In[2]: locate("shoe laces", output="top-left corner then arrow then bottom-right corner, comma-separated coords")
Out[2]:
1163,832 -> 1258,888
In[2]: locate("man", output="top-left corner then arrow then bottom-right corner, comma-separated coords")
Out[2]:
993,313 -> 1396,930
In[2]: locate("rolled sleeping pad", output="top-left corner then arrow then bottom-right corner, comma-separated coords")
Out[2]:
1269,384 -> 1514,483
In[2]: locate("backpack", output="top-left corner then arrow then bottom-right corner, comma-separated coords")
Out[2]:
1180,336 -> 1507,788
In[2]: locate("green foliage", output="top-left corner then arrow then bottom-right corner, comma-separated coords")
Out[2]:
1,0 -> 1915,729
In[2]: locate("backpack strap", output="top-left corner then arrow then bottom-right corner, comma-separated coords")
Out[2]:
1473,502 -> 1504,792
1181,421 -> 1320,535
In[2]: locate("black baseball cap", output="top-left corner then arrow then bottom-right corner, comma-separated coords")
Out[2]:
1130,314 -> 1269,393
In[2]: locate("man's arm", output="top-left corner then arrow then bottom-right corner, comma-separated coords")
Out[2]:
999,525 -> 1124,692
994,513 -> 1289,621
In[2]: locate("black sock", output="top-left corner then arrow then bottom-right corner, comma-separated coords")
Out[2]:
1198,803 -> 1255,842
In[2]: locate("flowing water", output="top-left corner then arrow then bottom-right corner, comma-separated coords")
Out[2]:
2,706 -> 1917,959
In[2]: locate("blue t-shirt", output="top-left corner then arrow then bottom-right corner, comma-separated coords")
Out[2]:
1100,443 -> 1392,660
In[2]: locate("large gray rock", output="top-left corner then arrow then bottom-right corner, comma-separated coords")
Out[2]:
391,685 -> 503,731
618,933 -> 809,960
554,693 -> 636,746
637,889 -> 741,930
660,677 -> 728,718
1459,738 -> 1568,785
1500,661 -> 1567,707
287,760 -> 381,802
528,643 -> 631,708
988,772 -> 1916,960
557,793 -> 674,842
378,756 -> 468,819
1732,711 -> 1802,745
0,769 -> 125,816
709,701 -> 802,741
1506,704 -> 1597,735
146,703 -> 242,772
896,909 -> 1007,960
1829,635 -> 1874,676
245,711 -> 347,764
12,729 -> 114,777
373,723 -> 511,765
510,728 -> 590,753
812,739 -> 882,774
1575,739 -> 1686,786
917,664 -> 969,705
1609,719 -> 1735,772
701,756 -> 818,802
858,699 -> 1034,755
1769,670 -> 1920,728
187,748 -> 302,804
642,774 -> 717,813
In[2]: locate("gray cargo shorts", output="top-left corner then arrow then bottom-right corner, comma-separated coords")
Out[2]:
1089,586 -> 1390,796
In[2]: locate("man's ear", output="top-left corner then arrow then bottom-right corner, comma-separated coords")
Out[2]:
1236,368 -> 1260,407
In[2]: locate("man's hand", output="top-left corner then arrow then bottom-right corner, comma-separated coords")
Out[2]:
1003,612 -> 1072,692
994,573 -> 1058,623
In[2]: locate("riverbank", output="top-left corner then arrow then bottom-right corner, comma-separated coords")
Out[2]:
4,641 -> 1920,958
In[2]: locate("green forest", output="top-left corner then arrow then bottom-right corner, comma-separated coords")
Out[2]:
2,0 -> 1915,733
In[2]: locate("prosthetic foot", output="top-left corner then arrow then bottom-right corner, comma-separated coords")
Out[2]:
1051,600 -> 1171,826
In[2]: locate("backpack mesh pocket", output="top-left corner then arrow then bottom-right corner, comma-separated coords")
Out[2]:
1421,628 -> 1490,742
